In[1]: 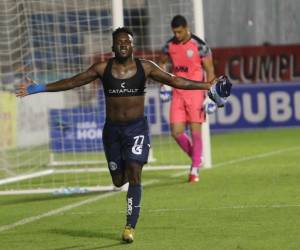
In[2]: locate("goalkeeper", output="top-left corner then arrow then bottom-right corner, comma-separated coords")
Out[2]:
16,27 -> 231,244
159,15 -> 217,183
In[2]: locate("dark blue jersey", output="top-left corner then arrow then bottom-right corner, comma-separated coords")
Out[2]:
102,58 -> 146,97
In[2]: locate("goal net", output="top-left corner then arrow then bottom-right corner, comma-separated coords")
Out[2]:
0,0 -> 209,195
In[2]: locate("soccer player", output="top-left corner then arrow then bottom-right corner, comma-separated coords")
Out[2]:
16,27 -> 230,243
159,15 -> 216,183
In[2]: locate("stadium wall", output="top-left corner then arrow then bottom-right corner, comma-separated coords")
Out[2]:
148,0 -> 300,49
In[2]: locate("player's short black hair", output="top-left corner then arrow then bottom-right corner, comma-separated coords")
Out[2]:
171,15 -> 188,28
112,27 -> 134,41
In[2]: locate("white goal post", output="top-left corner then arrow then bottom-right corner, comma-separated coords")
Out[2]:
0,0 -> 212,195
193,0 -> 212,168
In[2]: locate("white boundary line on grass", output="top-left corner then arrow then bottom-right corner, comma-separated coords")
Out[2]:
171,146 -> 300,178
0,146 -> 299,233
0,170 -> 55,185
0,192 -> 116,233
213,146 -> 300,168
0,166 -> 189,188
146,203 -> 300,213
0,180 -> 158,233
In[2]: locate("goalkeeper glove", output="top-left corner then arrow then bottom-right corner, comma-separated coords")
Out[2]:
160,84 -> 172,102
203,98 -> 218,114
208,75 -> 232,107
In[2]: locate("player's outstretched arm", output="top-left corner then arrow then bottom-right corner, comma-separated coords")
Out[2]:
145,60 -> 212,90
16,64 -> 102,97
143,59 -> 232,107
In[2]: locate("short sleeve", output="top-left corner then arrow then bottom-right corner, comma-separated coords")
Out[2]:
199,43 -> 212,58
192,34 -> 212,59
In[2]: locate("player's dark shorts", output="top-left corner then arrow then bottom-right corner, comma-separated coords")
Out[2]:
102,116 -> 150,175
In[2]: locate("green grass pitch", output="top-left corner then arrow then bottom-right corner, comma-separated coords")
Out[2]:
0,128 -> 300,249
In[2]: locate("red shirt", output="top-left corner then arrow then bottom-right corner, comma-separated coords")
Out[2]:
163,34 -> 212,82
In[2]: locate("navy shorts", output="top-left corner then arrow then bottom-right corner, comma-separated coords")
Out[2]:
102,116 -> 150,175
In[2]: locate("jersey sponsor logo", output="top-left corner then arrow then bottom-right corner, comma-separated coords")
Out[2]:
121,82 -> 126,88
108,88 -> 139,94
174,65 -> 189,73
186,49 -> 194,58
132,135 -> 144,155
109,161 -> 118,171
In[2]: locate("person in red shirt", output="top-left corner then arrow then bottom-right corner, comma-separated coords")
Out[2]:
160,15 -> 216,182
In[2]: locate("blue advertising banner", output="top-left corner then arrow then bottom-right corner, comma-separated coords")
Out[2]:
49,84 -> 300,152
49,87 -> 164,153
209,83 -> 300,130
49,107 -> 105,152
